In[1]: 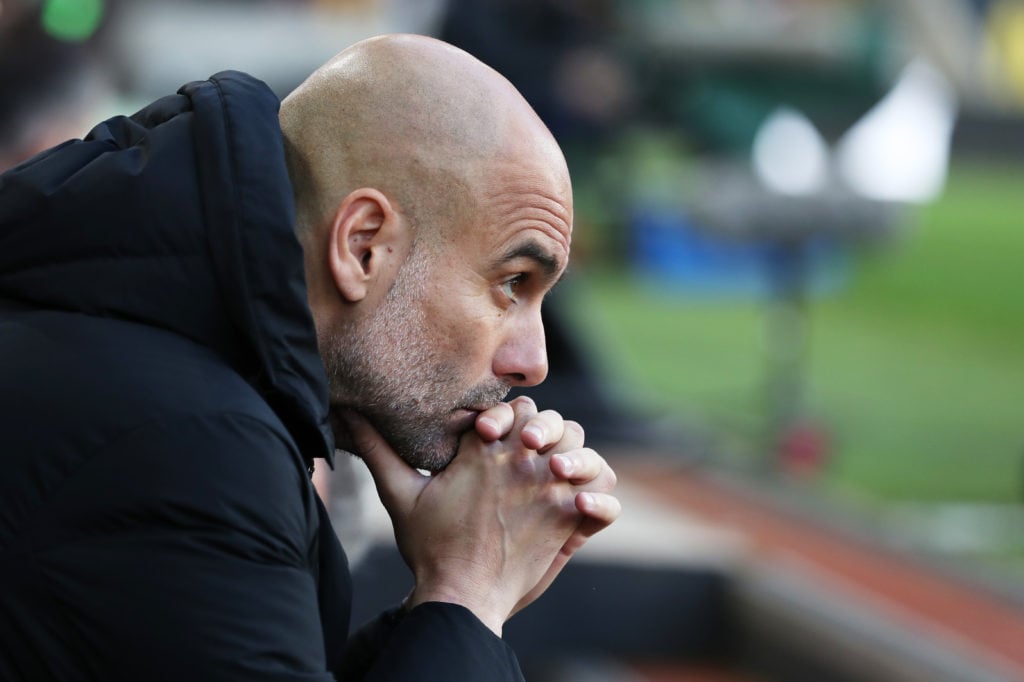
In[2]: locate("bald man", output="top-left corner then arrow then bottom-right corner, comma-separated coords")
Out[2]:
0,34 -> 619,681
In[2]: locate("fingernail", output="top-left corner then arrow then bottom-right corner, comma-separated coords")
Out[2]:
523,425 -> 544,443
555,454 -> 573,475
478,416 -> 498,432
579,492 -> 594,509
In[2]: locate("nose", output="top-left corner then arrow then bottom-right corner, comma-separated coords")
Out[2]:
493,311 -> 548,387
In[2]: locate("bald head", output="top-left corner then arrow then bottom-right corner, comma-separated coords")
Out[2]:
279,33 -> 566,245
284,36 -> 575,467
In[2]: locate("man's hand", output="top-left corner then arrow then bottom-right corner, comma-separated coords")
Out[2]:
473,398 -> 620,615
346,398 -> 619,636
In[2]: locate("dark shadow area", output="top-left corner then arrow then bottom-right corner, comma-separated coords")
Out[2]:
350,544 -> 736,679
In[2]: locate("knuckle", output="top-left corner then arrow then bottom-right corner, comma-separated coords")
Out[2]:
543,483 -> 568,509
606,467 -> 618,490
512,450 -> 539,475
537,409 -> 562,424
482,402 -> 513,421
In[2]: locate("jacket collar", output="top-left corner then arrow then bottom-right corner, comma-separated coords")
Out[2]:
0,71 -> 335,466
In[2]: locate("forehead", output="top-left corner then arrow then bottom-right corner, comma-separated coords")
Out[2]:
469,161 -> 573,266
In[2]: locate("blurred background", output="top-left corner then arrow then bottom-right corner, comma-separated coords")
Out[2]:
3,0 -> 1023,680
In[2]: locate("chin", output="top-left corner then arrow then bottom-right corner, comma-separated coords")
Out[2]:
380,413 -> 471,473
403,437 -> 460,474
412,450 -> 457,474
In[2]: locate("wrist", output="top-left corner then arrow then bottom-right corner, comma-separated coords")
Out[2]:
408,583 -> 505,637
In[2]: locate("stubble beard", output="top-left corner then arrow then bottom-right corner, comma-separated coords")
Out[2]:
320,249 -> 509,472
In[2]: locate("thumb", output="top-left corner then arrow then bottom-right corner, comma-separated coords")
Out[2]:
343,410 -> 426,516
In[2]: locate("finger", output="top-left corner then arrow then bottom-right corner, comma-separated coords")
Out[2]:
537,419 -> 585,456
311,463 -> 331,503
344,410 -> 427,516
574,492 -> 622,533
550,448 -> 617,490
519,410 -> 566,452
510,490 -> 622,618
508,395 -> 539,441
474,402 -> 515,442
509,394 -> 537,414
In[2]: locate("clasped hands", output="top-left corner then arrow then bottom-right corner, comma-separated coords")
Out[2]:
348,397 -> 620,636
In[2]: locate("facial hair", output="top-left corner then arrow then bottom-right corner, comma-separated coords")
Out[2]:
321,247 -> 509,471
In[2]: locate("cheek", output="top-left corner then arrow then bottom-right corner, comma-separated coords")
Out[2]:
426,296 -> 504,365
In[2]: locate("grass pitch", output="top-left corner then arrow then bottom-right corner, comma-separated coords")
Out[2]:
571,160 -> 1024,504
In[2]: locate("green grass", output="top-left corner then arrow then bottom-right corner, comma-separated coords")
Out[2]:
568,160 -> 1024,504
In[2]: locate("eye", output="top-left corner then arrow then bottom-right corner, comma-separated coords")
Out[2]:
500,274 -> 527,302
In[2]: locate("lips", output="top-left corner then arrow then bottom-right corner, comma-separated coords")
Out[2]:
450,408 -> 480,432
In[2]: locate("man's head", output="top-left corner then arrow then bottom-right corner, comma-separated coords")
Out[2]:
279,34 -> 572,471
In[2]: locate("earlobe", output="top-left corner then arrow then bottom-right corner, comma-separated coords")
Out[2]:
327,188 -> 397,303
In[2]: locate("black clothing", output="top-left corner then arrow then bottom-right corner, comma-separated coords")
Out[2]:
0,71 -> 523,681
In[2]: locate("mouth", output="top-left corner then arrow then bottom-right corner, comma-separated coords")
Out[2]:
450,408 -> 481,432
450,398 -> 506,431
448,388 -> 508,434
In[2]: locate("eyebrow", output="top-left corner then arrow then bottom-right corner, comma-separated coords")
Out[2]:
495,240 -> 564,284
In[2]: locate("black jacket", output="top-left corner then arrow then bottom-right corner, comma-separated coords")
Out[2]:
0,71 -> 523,681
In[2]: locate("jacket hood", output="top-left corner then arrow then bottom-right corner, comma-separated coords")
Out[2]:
0,71 -> 334,464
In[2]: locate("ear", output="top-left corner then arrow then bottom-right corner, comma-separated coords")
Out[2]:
327,188 -> 404,303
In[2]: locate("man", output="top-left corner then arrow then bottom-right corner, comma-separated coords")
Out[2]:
0,33 -> 619,681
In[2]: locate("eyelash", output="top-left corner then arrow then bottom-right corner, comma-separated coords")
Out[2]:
500,274 -> 527,301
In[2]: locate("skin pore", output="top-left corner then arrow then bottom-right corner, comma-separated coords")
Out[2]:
279,34 -> 573,471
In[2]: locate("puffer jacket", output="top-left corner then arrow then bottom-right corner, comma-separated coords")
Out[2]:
0,71 -> 522,681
